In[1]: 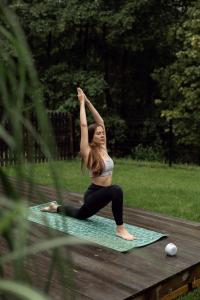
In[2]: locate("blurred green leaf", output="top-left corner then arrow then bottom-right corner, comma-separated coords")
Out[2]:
0,280 -> 52,300
0,236 -> 88,264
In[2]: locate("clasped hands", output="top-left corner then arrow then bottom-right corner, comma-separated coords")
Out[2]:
77,87 -> 89,104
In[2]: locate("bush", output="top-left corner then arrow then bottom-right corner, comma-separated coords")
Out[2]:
105,116 -> 128,157
132,144 -> 165,162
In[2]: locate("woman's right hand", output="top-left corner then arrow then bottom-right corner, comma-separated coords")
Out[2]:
77,87 -> 85,103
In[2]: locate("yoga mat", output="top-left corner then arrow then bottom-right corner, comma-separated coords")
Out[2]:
28,202 -> 167,252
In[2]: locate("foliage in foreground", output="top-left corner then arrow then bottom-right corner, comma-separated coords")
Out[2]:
0,3 -> 82,299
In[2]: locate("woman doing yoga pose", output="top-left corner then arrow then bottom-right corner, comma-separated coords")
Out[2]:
41,87 -> 135,240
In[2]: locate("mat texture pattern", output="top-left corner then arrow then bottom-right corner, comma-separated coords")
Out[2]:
28,202 -> 167,252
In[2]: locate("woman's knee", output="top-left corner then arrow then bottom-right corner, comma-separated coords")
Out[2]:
109,185 -> 123,199
76,206 -> 89,220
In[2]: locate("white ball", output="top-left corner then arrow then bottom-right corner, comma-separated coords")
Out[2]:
165,243 -> 178,256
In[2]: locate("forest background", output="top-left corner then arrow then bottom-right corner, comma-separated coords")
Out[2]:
1,0 -> 200,164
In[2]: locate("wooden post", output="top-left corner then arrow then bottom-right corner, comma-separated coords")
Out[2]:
168,119 -> 173,167
68,113 -> 74,158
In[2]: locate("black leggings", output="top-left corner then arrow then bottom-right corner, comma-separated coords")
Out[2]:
57,184 -> 123,225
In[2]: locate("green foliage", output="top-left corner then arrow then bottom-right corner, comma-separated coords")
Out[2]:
7,0 -> 190,112
4,0 -> 198,164
0,3 -> 85,299
178,287 -> 200,300
153,1 -> 200,146
132,143 -> 165,162
105,115 -> 128,156
0,280 -> 51,300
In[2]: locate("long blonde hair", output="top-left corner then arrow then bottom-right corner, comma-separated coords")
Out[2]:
81,123 -> 105,176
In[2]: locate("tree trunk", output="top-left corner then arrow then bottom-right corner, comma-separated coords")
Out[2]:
102,24 -> 112,111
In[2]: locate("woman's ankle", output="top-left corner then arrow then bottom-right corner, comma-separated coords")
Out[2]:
116,224 -> 125,232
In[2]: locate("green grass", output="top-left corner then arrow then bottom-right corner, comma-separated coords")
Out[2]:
3,158 -> 200,300
179,289 -> 200,300
3,158 -> 200,222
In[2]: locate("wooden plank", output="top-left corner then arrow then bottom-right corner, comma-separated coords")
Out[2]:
24,224 -> 200,300
1,177 -> 200,300
191,264 -> 200,288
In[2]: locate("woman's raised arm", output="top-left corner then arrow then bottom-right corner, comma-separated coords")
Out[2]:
77,88 -> 90,160
84,95 -> 104,125
84,94 -> 107,148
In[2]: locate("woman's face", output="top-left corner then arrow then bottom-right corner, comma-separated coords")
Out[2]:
92,126 -> 105,145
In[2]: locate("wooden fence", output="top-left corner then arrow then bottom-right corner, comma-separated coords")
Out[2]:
1,113 -> 200,167
0,112 -> 75,166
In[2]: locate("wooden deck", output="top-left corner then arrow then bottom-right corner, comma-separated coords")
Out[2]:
1,177 -> 200,300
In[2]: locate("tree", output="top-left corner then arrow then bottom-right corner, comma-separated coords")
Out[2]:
153,1 -> 200,150
5,0 -> 193,159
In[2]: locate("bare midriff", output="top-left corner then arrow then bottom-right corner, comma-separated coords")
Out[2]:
92,175 -> 112,186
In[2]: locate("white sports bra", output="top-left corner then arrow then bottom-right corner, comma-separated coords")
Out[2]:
89,156 -> 114,177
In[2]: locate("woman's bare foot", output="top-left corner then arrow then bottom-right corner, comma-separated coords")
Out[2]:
116,225 -> 136,241
40,202 -> 58,213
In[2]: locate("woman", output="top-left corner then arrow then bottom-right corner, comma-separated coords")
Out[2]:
41,87 -> 134,240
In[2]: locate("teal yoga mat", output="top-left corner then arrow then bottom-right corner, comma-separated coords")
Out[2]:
28,202 -> 167,252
